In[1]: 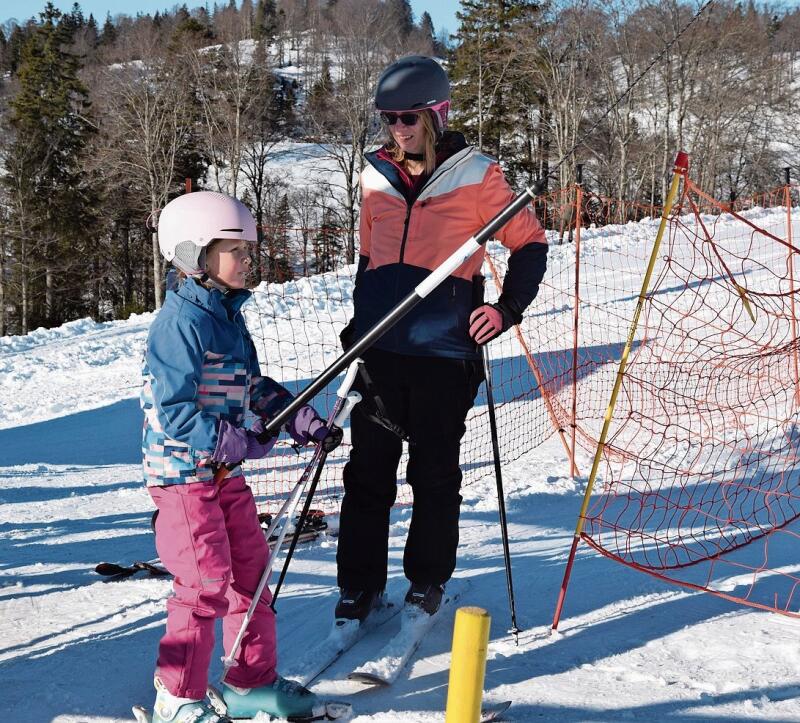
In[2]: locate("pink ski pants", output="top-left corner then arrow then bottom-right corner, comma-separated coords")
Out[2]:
148,474 -> 277,699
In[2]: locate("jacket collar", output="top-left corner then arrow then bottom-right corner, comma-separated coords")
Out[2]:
174,276 -> 252,319
365,131 -> 470,203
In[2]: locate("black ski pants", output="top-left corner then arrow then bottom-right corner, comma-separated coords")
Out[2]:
336,347 -> 483,592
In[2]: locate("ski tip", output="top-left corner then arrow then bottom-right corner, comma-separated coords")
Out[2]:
481,700 -> 512,722
131,705 -> 151,723
95,562 -> 125,576
347,671 -> 389,687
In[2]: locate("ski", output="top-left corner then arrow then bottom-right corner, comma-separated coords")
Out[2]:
347,578 -> 468,687
481,700 -> 512,721
102,512 -> 330,582
95,560 -> 168,580
260,508 -> 332,549
282,582 -> 406,687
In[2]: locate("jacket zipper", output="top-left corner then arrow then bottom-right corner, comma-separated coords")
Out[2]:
396,149 -> 475,264
398,203 -> 413,263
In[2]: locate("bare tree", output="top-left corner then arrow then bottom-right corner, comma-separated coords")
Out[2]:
305,0 -> 393,263
190,11 -> 265,196
94,24 -> 194,308
526,2 -> 600,191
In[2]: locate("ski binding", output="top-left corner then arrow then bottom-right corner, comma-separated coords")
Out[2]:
348,578 -> 468,687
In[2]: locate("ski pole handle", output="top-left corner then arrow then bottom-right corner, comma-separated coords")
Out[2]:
333,391 -> 361,428
336,358 -> 363,399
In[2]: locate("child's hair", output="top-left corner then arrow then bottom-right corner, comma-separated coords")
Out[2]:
384,110 -> 437,175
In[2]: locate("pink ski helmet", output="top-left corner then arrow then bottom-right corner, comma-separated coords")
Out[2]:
157,191 -> 257,276
375,56 -> 450,134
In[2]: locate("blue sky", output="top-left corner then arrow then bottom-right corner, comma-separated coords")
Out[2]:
1,1 -> 461,36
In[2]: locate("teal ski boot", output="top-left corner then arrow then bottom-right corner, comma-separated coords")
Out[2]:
215,675 -> 350,721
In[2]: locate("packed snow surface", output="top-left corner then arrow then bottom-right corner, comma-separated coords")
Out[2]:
2,208 -> 800,722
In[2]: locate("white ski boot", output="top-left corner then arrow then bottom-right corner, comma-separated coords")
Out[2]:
132,678 -> 231,723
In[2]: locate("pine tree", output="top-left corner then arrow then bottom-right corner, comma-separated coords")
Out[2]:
99,12 -> 116,46
419,11 -> 435,44
385,0 -> 414,38
313,206 -> 343,273
449,0 -> 544,184
253,0 -> 278,41
265,194 -> 293,282
4,2 -> 97,328
307,56 -> 335,132
61,2 -> 85,33
86,14 -> 98,47
5,23 -> 33,74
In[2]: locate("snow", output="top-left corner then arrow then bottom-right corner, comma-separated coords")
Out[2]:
3,208 -> 800,722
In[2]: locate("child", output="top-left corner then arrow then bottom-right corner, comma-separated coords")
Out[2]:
141,191 -> 340,723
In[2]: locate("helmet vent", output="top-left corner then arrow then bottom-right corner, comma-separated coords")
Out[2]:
219,228 -> 243,232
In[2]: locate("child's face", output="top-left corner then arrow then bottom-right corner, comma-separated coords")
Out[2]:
206,238 -> 253,289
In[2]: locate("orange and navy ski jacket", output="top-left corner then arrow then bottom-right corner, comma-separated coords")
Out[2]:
352,132 -> 548,359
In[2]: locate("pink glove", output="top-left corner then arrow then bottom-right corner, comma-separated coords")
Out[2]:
469,304 -> 506,344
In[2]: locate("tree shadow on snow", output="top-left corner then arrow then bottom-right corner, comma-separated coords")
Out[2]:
503,684 -> 800,722
0,509 -> 158,597
0,398 -> 142,465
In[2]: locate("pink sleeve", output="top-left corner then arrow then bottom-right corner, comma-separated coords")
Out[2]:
478,163 -> 546,252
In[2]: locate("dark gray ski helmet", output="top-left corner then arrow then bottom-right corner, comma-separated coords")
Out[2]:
374,56 -> 450,115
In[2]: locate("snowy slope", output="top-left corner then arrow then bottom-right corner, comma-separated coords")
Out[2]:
3,209 -> 800,722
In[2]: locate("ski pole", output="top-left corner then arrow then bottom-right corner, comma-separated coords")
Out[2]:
480,342 -> 521,644
271,386 -> 362,608
220,359 -> 363,682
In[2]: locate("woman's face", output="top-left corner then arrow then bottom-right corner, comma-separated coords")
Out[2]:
386,111 -> 426,156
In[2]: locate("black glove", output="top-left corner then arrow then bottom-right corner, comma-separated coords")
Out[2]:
315,424 -> 344,453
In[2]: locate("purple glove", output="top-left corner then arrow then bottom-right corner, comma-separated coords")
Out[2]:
287,405 -> 328,446
212,419 -> 277,464
286,404 -> 344,452
246,419 -> 278,459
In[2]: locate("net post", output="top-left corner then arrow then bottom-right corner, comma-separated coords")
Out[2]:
570,181 -> 583,481
484,254 -> 578,473
551,151 -> 689,632
787,180 -> 800,408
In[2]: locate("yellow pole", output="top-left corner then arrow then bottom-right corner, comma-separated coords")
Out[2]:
445,607 -> 491,723
551,151 -> 689,631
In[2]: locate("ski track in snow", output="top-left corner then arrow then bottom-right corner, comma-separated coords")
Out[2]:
2,208 -> 800,721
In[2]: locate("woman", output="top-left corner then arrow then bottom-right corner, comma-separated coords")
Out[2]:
335,56 -> 548,620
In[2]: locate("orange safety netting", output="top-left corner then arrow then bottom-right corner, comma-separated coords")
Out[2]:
242,184 -> 601,514
244,177 -> 800,617
580,178 -> 800,616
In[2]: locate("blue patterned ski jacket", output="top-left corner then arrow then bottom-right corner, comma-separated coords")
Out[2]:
141,278 -> 292,486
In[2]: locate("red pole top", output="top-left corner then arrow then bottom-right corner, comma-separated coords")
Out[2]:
673,151 -> 689,174
185,178 -> 192,193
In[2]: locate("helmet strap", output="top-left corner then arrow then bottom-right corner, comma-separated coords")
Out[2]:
199,273 -> 231,294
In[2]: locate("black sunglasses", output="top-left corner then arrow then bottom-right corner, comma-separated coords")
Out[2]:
380,111 -> 420,126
